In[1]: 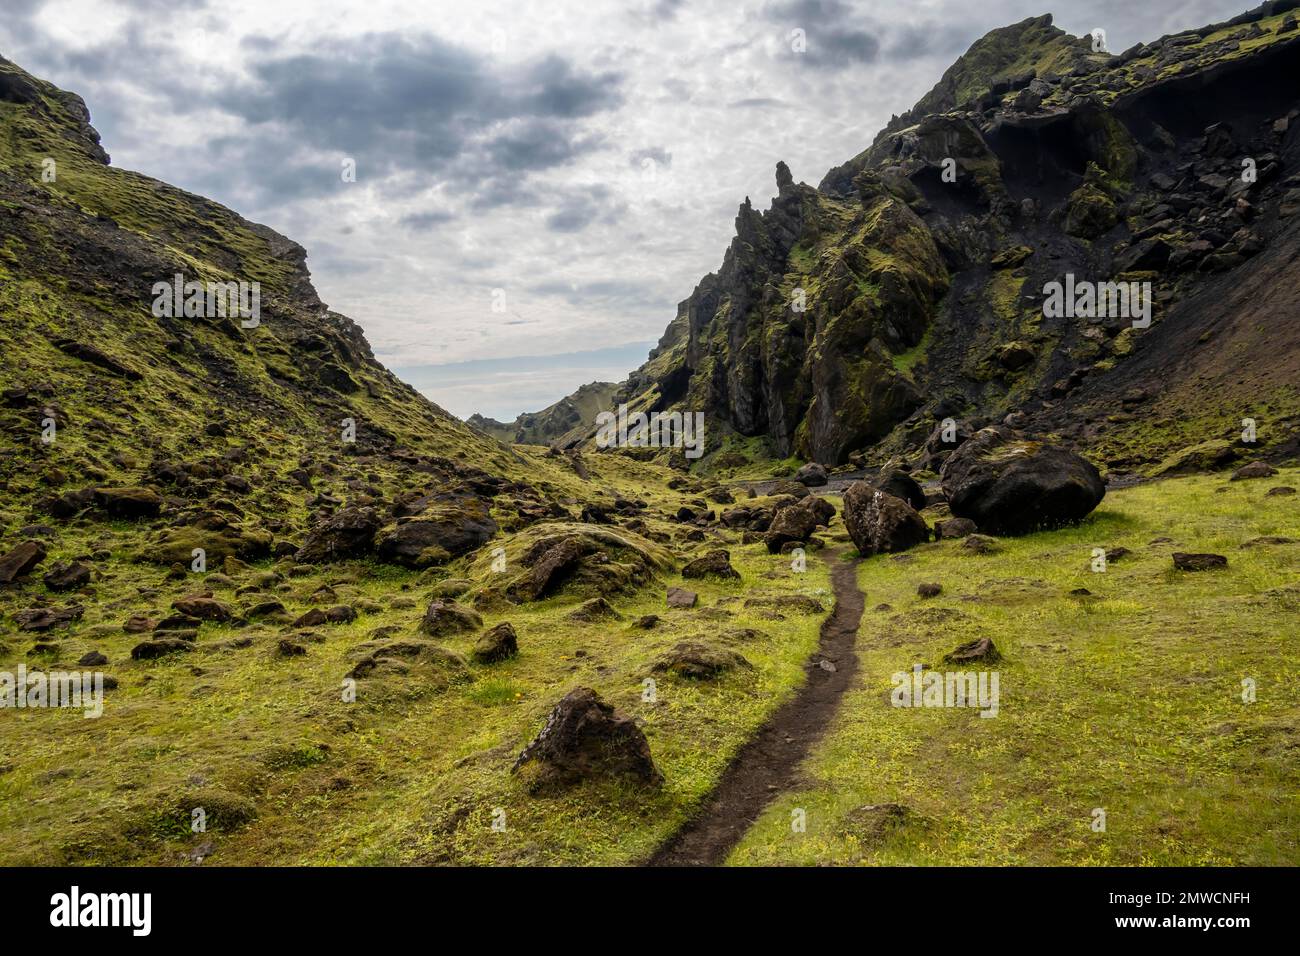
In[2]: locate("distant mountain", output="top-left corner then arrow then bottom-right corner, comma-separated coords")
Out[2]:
467,381 -> 619,447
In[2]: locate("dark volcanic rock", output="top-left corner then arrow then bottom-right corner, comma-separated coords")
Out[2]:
943,637 -> 1000,664
295,506 -> 382,563
666,586 -> 698,608
794,462 -> 829,486
131,637 -> 193,660
472,622 -> 519,663
939,427 -> 1104,535
842,483 -> 929,556
43,560 -> 90,591
93,487 -> 163,519
681,549 -> 740,580
420,600 -> 482,637
1230,461 -> 1278,481
764,502 -> 819,553
1172,552 -> 1227,571
376,499 -> 497,568
652,642 -> 752,679
872,468 -> 927,513
13,604 -> 83,631
0,540 -> 46,583
512,687 -> 663,793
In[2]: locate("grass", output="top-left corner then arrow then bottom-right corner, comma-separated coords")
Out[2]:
729,468 -> 1300,866
0,493 -> 835,865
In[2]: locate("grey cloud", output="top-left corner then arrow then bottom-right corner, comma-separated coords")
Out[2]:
629,146 -> 672,169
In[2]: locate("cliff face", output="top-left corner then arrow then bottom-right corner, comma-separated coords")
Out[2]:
601,3 -> 1300,472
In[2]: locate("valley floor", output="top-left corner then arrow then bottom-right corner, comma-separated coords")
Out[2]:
0,467 -> 1295,866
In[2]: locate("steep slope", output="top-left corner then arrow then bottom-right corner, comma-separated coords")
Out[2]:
594,4 -> 1300,475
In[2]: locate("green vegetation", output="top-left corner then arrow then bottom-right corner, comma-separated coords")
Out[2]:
731,469 -> 1300,865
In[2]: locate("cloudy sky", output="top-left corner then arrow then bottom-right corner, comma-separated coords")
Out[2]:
1,0 -> 1249,420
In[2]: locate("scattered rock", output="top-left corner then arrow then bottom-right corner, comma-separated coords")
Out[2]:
131,638 -> 193,660
13,604 -> 84,631
172,596 -> 232,622
295,506 -> 382,563
93,487 -> 163,520
1172,552 -> 1227,571
934,517 -> 977,539
681,549 -> 740,580
472,622 -> 519,664
569,597 -> 621,621
1230,461 -> 1278,481
0,540 -> 47,584
1265,486 -> 1296,497
512,687 -> 663,794
42,560 -> 91,591
793,462 -> 828,486
77,650 -> 108,666
943,637 -> 1000,664
420,600 -> 483,637
917,582 -> 943,598
652,642 -> 752,679
666,587 -> 698,608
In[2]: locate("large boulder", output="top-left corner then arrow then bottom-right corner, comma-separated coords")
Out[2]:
376,499 -> 497,568
295,506 -> 382,563
842,483 -> 929,556
871,468 -> 926,512
764,502 -> 818,553
793,462 -> 828,487
939,427 -> 1105,535
512,687 -> 663,794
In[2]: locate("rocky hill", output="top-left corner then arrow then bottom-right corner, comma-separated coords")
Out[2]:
467,381 -> 618,446
587,3 -> 1300,476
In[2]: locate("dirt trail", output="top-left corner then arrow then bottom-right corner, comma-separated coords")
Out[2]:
648,548 -> 864,866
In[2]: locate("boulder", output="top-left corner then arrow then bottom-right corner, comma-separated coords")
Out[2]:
934,517 -> 977,539
1231,461 -> 1278,481
171,596 -> 232,622
420,600 -> 482,636
131,638 -> 194,660
681,549 -> 740,580
842,483 -> 930,556
666,586 -> 698,608
295,506 -> 382,563
652,642 -> 752,680
1172,552 -> 1227,571
511,687 -> 663,793
871,468 -> 927,512
13,604 -> 83,631
940,427 -> 1105,535
472,622 -> 519,663
943,637 -> 1000,664
43,560 -> 91,591
376,499 -> 498,567
764,502 -> 818,553
0,540 -> 47,583
93,487 -> 163,520
794,462 -> 828,487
